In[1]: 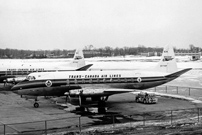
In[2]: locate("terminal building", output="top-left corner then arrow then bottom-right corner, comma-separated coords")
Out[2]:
140,52 -> 162,57
141,51 -> 201,61
175,52 -> 201,61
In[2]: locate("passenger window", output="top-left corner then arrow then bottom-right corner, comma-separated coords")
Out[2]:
74,79 -> 77,84
66,79 -> 69,85
110,78 -> 113,82
69,79 -> 74,84
92,79 -> 98,83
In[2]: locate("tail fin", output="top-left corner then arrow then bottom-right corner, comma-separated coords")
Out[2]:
154,45 -> 177,73
70,49 -> 86,68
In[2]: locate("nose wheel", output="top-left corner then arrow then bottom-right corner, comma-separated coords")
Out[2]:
34,102 -> 39,108
33,98 -> 39,108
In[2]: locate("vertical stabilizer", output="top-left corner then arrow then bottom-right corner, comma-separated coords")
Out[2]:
70,49 -> 86,68
154,45 -> 177,73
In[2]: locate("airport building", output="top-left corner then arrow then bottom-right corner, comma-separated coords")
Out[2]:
141,51 -> 201,60
140,52 -> 162,57
175,52 -> 201,60
67,50 -> 110,58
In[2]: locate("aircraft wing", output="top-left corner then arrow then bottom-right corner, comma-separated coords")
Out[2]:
76,64 -> 93,71
65,88 -> 134,97
103,89 -> 134,95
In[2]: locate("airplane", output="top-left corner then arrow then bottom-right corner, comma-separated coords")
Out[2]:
0,49 -> 93,84
11,45 -> 192,113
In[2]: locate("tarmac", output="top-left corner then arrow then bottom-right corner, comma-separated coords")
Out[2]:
0,83 -> 202,134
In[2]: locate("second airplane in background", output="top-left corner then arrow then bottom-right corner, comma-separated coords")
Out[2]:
0,49 -> 92,84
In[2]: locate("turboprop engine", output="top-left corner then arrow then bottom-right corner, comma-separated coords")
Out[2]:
67,88 -> 108,97
6,77 -> 26,84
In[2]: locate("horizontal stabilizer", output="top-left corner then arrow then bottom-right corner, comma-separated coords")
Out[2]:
76,64 -> 93,71
165,68 -> 192,78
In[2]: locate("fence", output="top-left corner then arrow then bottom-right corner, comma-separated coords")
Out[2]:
151,85 -> 202,97
1,85 -> 202,134
1,107 -> 202,135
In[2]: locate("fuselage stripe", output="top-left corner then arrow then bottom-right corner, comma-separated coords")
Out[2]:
13,76 -> 166,90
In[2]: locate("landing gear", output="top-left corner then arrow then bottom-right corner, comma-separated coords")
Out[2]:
34,102 -> 39,108
98,100 -> 106,114
76,106 -> 85,112
33,98 -> 39,108
98,107 -> 106,114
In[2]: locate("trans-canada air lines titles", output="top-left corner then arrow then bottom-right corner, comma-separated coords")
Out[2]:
69,74 -> 121,79
7,68 -> 45,71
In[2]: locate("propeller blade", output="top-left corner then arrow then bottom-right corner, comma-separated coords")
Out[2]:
68,94 -> 71,103
79,95 -> 82,106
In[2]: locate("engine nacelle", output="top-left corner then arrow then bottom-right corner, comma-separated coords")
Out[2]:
21,95 -> 37,100
6,77 -> 26,83
66,88 -> 106,97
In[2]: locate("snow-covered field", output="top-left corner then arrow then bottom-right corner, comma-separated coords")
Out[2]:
1,56 -> 202,88
1,55 -> 201,69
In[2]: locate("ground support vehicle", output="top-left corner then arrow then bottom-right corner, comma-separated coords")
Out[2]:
135,92 -> 158,104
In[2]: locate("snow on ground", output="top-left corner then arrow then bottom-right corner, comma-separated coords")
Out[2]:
1,56 -> 201,72
1,56 -> 201,70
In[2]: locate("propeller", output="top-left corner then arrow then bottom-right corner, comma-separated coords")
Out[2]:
65,92 -> 71,103
79,95 -> 82,106
68,94 -> 71,103
78,89 -> 83,106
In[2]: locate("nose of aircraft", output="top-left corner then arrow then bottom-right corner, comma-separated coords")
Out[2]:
10,85 -> 21,95
11,84 -> 20,91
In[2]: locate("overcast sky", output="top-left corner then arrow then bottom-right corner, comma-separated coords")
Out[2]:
0,0 -> 202,50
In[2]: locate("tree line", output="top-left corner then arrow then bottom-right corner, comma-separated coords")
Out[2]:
0,44 -> 201,59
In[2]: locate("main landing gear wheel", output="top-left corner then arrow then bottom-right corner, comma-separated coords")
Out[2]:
98,107 -> 106,114
75,106 -> 85,112
34,102 -> 39,108
98,100 -> 106,114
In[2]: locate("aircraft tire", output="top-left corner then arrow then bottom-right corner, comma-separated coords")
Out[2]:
76,106 -> 85,112
80,106 -> 85,112
34,102 -> 39,108
81,97 -> 86,102
98,100 -> 106,107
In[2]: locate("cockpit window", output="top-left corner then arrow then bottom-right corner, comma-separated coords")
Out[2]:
26,76 -> 36,81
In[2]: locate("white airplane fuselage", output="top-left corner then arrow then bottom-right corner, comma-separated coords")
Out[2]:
0,62 -> 82,83
11,68 -> 191,96
0,48 -> 90,83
